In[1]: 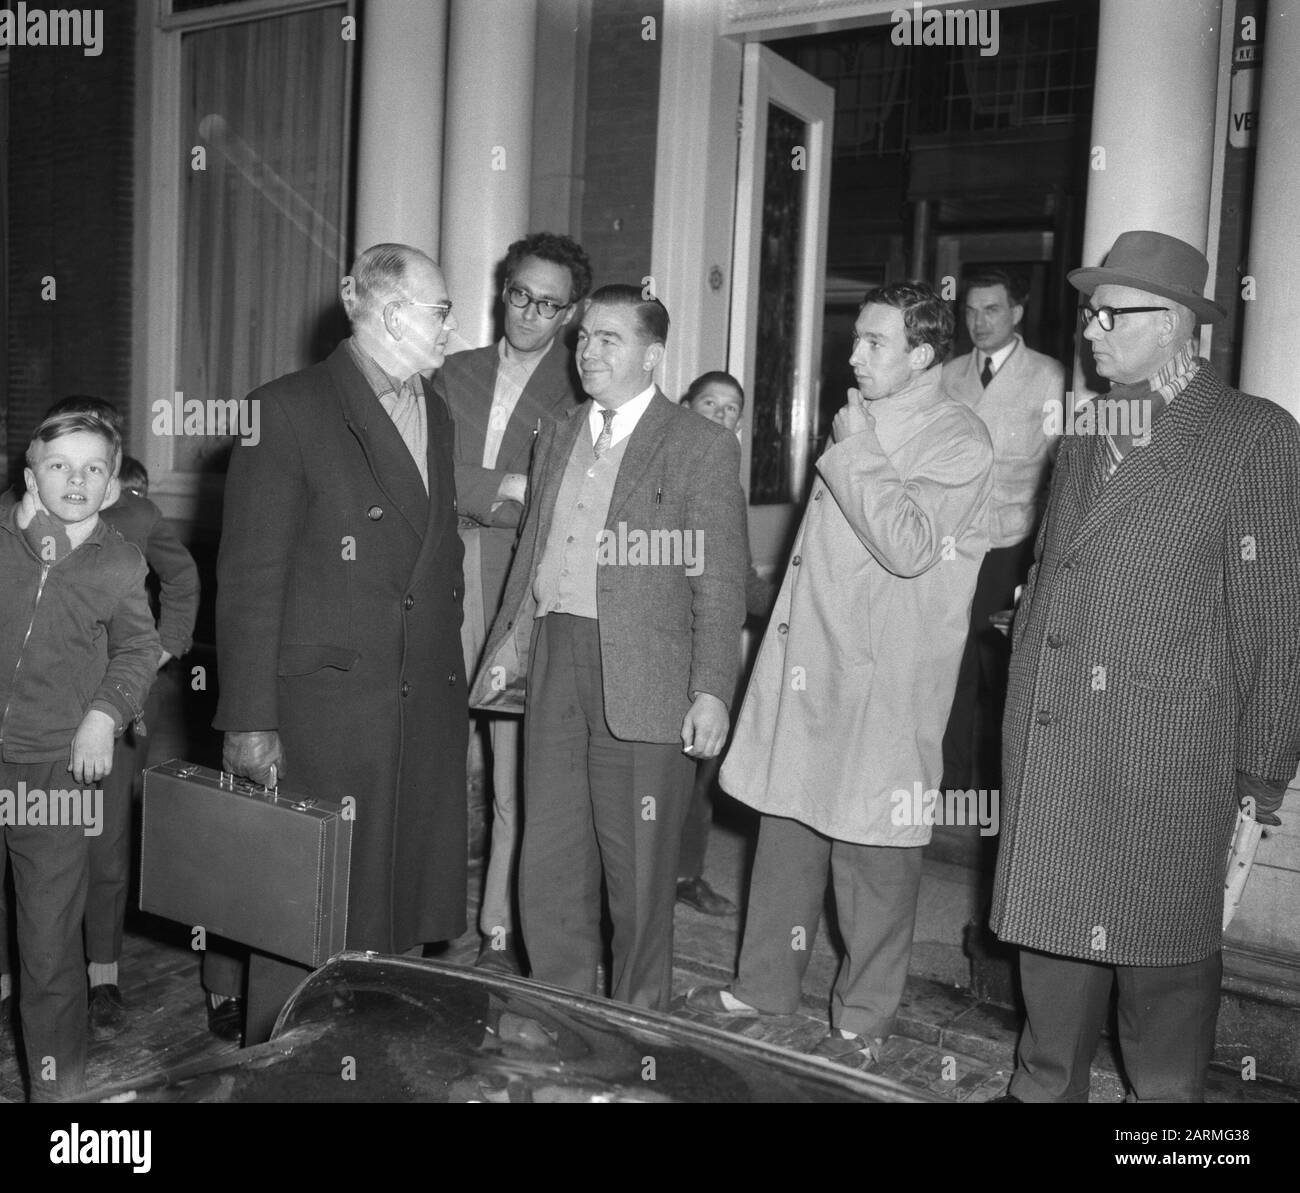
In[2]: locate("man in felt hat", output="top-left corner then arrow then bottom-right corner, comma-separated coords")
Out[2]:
990,230 -> 1300,1102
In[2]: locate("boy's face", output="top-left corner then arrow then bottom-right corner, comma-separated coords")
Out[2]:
688,382 -> 743,432
24,430 -> 119,525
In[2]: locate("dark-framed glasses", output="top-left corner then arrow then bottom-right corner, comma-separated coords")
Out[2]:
1079,305 -> 1169,332
504,284 -> 569,320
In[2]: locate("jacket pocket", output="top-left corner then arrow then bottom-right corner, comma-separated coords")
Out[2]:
277,644 -> 361,677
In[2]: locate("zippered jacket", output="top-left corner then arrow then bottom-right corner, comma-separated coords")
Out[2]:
0,506 -> 160,763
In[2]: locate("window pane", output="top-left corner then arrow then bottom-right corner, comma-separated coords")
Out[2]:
175,5 -> 349,472
749,103 -> 807,505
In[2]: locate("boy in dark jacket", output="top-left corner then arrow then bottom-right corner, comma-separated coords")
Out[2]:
0,412 -> 159,1099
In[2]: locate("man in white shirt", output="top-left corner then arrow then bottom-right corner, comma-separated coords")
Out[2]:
436,233 -> 589,971
940,270 -> 1065,790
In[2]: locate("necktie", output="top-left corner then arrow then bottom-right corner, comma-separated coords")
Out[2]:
980,357 -> 994,388
594,407 -> 616,458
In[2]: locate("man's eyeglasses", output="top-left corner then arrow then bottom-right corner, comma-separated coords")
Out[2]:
504,284 -> 570,320
388,298 -> 454,322
1079,305 -> 1169,332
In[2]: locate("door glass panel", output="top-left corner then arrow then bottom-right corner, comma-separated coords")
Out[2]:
749,103 -> 807,505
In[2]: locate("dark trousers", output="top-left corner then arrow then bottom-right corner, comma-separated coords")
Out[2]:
941,538 -> 1034,788
1010,948 -> 1223,1103
83,730 -> 137,965
0,759 -> 90,1100
678,755 -> 721,880
520,614 -> 693,1011
733,814 -> 924,1040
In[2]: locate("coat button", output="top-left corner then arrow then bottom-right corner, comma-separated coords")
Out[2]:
1060,558 -> 1073,570
367,505 -> 383,520
404,595 -> 415,610
813,490 -> 823,501
447,671 -> 458,686
401,681 -> 410,697
1046,632 -> 1063,648
792,555 -> 801,566
452,586 -> 461,602
777,623 -> 789,635
1035,709 -> 1053,725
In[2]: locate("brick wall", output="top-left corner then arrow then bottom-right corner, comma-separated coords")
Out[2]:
578,0 -> 662,289
4,0 -> 134,488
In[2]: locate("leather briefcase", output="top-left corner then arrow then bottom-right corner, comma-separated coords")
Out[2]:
139,759 -> 352,968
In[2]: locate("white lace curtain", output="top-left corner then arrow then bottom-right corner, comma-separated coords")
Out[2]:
176,4 -> 349,472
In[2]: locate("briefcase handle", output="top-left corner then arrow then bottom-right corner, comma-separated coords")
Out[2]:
173,763 -> 317,812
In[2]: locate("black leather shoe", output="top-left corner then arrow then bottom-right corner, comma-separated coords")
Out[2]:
206,995 -> 245,1044
88,983 -> 128,1042
676,877 -> 736,916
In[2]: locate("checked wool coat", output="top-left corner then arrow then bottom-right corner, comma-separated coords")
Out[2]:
991,363 -> 1300,967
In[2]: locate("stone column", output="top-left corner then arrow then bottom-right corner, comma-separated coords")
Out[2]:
1239,0 -> 1299,417
353,0 -> 448,259
1073,0 -> 1223,393
1081,0 -> 1222,263
440,0 -> 538,349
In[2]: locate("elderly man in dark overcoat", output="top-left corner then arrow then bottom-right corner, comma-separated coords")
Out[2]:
215,244 -> 468,964
992,230 -> 1300,1102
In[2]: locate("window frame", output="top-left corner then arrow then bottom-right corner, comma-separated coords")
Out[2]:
135,0 -> 355,524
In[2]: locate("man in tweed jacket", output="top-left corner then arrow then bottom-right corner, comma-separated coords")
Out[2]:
991,231 -> 1300,1102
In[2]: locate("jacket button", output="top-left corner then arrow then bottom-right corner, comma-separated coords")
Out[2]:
452,586 -> 461,602
367,505 -> 383,521
1060,558 -> 1073,570
1035,709 -> 1053,725
777,623 -> 789,635
447,672 -> 458,686
813,490 -> 823,501
792,555 -> 801,567
404,595 -> 415,610
1046,632 -> 1063,648
401,681 -> 410,697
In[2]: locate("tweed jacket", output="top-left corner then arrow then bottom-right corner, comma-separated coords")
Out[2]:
942,337 -> 1065,548
469,389 -> 748,744
214,343 -> 468,951
434,341 -> 580,639
991,364 -> 1300,966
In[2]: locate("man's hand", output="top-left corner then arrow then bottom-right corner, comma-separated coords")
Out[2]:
496,473 -> 527,506
70,710 -> 116,784
223,730 -> 286,787
832,388 -> 872,444
681,693 -> 730,759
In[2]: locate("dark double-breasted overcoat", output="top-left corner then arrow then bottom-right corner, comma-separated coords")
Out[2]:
215,343 -> 468,952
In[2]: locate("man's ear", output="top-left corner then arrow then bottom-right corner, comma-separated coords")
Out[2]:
909,342 -> 935,371
382,301 -> 403,341
643,342 -> 666,373
1011,303 -> 1025,329
23,467 -> 39,504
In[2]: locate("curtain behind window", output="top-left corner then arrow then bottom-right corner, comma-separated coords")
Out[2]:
176,5 -> 349,473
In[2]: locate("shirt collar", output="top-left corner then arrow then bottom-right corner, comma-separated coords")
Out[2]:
588,383 -> 656,436
499,336 -> 554,379
346,336 -> 414,400
984,335 -> 1019,376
